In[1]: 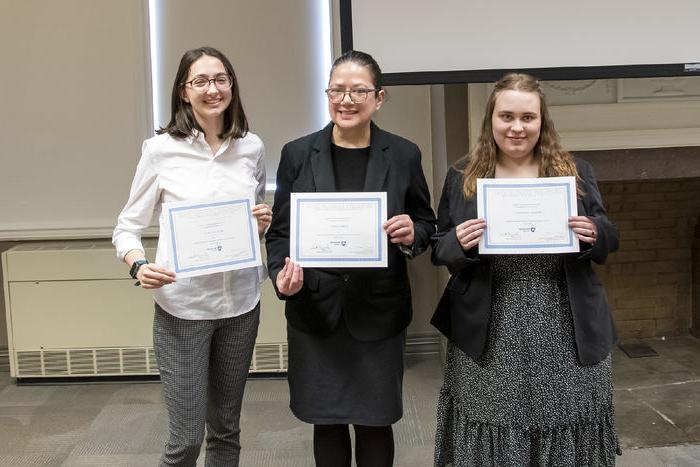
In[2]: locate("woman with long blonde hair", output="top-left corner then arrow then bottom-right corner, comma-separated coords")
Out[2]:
432,73 -> 620,465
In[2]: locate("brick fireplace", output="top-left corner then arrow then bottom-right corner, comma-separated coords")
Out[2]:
578,147 -> 700,340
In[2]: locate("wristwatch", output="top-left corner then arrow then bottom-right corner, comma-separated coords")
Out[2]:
129,259 -> 149,279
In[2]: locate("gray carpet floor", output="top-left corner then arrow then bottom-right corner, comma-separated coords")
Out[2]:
0,336 -> 699,466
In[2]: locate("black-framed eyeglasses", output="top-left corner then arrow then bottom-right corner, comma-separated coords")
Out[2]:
181,74 -> 233,93
325,87 -> 379,104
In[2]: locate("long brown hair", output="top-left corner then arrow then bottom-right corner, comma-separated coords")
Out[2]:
460,73 -> 579,197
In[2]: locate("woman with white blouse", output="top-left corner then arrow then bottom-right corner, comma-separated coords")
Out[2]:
113,46 -> 271,467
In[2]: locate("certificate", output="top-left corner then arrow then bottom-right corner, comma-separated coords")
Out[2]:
477,177 -> 579,254
163,198 -> 262,277
290,192 -> 388,268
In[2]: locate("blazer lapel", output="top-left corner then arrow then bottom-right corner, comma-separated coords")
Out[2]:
310,123 -> 336,192
363,122 -> 390,192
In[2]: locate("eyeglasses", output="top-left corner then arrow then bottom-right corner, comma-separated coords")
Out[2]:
325,87 -> 379,104
182,74 -> 233,92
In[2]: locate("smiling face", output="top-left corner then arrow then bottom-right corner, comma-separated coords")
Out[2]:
327,61 -> 384,133
181,55 -> 232,127
491,89 -> 542,163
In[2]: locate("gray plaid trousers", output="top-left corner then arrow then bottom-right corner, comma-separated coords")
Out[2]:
153,302 -> 260,467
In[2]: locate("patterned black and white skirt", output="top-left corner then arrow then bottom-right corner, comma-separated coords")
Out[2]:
434,255 -> 620,466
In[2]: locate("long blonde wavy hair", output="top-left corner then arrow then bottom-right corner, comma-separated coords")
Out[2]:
461,73 -> 579,198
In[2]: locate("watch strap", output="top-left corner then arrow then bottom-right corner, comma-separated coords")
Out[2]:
129,259 -> 149,279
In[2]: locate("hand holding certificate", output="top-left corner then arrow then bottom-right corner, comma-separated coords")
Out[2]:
163,198 -> 262,277
477,177 -> 579,254
290,192 -> 388,268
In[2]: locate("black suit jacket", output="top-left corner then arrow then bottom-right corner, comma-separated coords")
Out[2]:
265,122 -> 436,341
431,158 -> 619,365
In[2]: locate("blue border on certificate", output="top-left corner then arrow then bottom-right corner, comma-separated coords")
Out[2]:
482,182 -> 575,249
294,197 -> 383,263
168,199 -> 257,274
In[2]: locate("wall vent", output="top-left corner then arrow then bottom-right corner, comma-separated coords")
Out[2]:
251,343 -> 288,372
95,349 -> 122,374
14,348 -> 157,377
122,348 -> 149,374
69,349 -> 96,374
16,351 -> 42,376
8,338 -> 442,378
43,351 -> 69,376
9,337 -> 441,378
148,348 -> 158,373
12,343 -> 288,378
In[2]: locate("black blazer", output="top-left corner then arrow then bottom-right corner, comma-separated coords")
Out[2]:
431,158 -> 619,365
266,122 -> 436,341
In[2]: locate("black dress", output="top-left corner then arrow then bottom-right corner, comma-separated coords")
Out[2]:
287,145 -> 406,426
434,255 -> 619,466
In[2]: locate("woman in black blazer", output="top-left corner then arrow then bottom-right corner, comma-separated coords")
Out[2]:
265,50 -> 435,467
432,73 -> 620,466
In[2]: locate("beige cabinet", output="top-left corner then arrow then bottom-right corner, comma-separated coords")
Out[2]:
2,240 -> 287,379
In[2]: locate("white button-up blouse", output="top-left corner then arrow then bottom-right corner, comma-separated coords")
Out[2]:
113,131 -> 267,320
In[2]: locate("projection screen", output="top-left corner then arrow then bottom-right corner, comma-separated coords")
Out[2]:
340,0 -> 700,84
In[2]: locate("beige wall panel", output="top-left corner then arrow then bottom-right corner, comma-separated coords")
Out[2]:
0,0 -> 150,239
155,0 -> 331,185
444,84 -> 470,165
4,241 -> 147,282
468,78 -> 700,151
374,86 -> 435,199
374,85 -> 439,336
8,280 -> 153,349
258,245 -> 286,343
